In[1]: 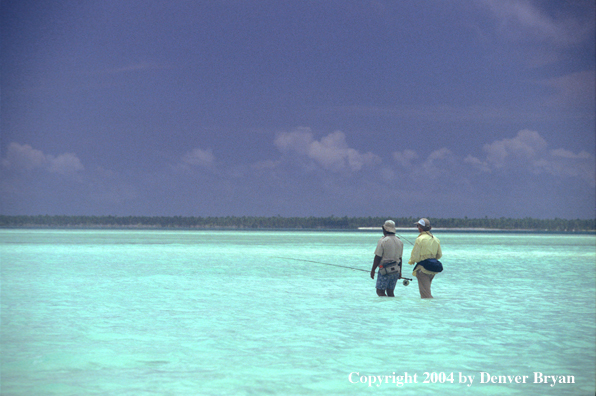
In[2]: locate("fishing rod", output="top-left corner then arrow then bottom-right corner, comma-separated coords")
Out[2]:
358,226 -> 415,245
273,257 -> 369,272
273,257 -> 413,283
396,233 -> 415,246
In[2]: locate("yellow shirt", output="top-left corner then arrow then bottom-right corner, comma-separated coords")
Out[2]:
408,232 -> 442,276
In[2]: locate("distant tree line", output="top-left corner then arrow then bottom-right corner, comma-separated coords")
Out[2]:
0,215 -> 593,232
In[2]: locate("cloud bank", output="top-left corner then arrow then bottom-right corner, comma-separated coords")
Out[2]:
2,143 -> 84,175
465,130 -> 594,184
274,127 -> 381,172
1,127 -> 594,218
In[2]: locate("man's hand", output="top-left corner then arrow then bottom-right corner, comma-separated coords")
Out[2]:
370,269 -> 375,279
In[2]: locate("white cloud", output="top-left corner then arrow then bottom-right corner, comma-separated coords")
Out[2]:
388,129 -> 594,188
466,130 -> 595,185
47,153 -> 84,175
2,142 -> 84,175
426,147 -> 454,162
538,70 -> 596,109
393,149 -> 418,167
392,147 -> 459,179
421,148 -> 457,176
182,148 -> 215,167
399,148 -> 459,184
482,0 -> 594,47
274,127 -> 380,172
274,127 -> 314,155
2,143 -> 47,170
464,154 -> 490,172
540,148 -> 595,181
479,0 -> 594,68
550,148 -> 591,160
482,129 -> 547,168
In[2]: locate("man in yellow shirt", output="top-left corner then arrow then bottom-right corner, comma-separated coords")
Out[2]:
408,218 -> 442,298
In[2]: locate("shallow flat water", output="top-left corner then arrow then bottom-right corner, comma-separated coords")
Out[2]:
1,229 -> 595,395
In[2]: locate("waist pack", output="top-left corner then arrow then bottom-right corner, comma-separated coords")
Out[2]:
379,260 -> 401,276
417,258 -> 443,273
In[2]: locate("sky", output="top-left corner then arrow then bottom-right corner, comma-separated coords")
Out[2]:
1,0 -> 595,219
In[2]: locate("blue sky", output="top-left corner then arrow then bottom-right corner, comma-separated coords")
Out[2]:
2,0 -> 594,219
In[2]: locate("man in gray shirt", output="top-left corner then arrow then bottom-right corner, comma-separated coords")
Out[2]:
370,220 -> 404,297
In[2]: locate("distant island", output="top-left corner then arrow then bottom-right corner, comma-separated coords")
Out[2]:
0,215 -> 594,232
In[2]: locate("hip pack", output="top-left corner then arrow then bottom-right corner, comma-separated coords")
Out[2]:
379,260 -> 401,276
417,258 -> 443,273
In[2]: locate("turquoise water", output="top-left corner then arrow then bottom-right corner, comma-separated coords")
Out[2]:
1,229 -> 595,395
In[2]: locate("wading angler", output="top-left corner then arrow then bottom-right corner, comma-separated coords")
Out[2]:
370,220 -> 404,297
408,218 -> 443,298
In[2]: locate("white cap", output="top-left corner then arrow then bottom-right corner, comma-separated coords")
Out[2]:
415,218 -> 431,228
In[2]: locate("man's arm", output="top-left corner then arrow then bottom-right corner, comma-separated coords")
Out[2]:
408,241 -> 420,265
370,255 -> 382,279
